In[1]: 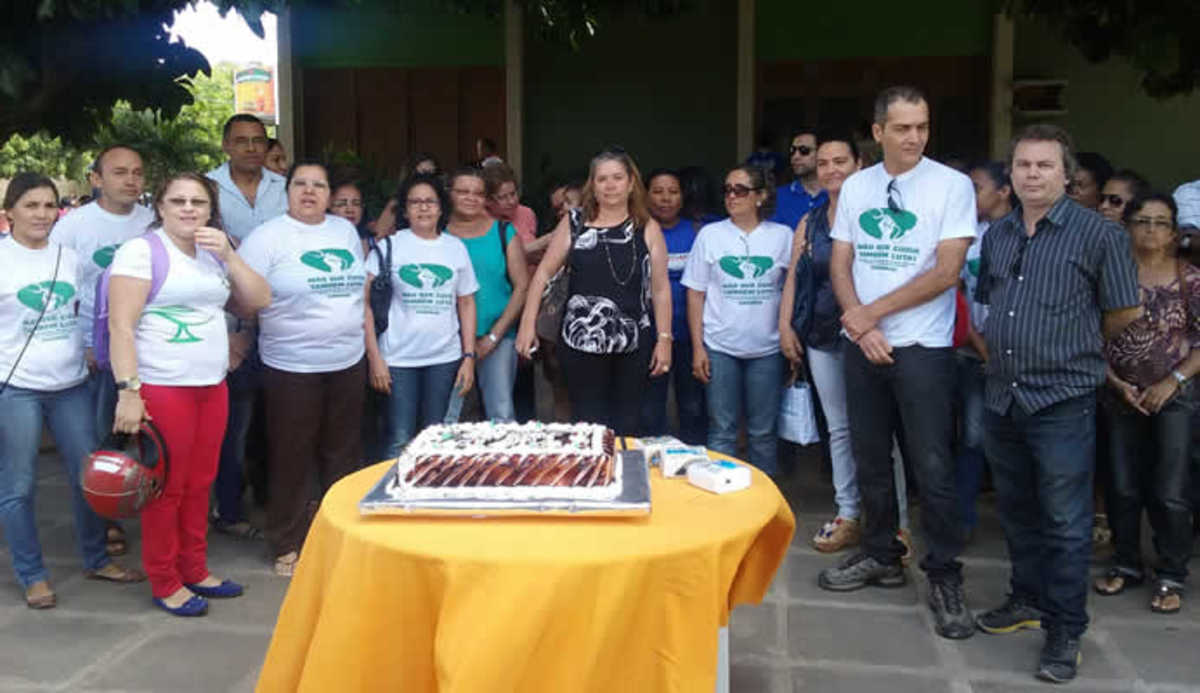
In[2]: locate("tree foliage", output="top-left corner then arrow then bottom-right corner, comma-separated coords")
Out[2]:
1004,0 -> 1198,99
0,133 -> 91,181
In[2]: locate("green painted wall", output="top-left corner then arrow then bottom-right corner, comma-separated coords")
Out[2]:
757,0 -> 994,60
293,2 -> 503,68
1013,20 -> 1200,190
522,2 -> 738,205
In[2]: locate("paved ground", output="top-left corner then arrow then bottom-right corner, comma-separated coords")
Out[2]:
2,445 -> 1199,692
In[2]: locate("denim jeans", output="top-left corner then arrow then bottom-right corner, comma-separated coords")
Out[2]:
705,349 -> 785,476
1103,387 -> 1195,585
986,393 -> 1096,637
87,368 -> 117,443
445,337 -> 518,424
843,344 -> 962,578
954,354 -> 988,530
0,382 -> 110,587
385,360 -> 461,458
214,357 -> 257,525
639,339 -> 708,445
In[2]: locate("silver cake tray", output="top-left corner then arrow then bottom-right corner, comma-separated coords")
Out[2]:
358,450 -> 651,517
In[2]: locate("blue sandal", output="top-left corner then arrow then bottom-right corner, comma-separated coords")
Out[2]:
153,594 -> 209,617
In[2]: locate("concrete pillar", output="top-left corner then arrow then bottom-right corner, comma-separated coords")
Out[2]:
736,0 -> 755,161
990,13 -> 1015,160
505,0 -> 524,182
276,8 -> 299,159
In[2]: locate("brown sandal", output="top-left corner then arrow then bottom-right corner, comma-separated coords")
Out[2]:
1150,582 -> 1182,614
1094,568 -> 1142,596
25,582 -> 56,610
86,563 -> 147,583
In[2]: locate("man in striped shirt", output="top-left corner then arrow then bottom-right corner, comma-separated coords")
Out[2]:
973,124 -> 1141,684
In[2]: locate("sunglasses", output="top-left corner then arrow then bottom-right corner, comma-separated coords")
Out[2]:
886,179 -> 905,214
723,184 -> 762,198
1010,235 -> 1030,279
1100,194 -> 1127,207
789,145 -> 813,156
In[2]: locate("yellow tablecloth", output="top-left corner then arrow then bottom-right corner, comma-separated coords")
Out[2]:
256,453 -> 795,693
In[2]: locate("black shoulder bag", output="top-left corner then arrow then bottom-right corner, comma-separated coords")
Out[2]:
790,218 -> 817,340
369,236 -> 394,336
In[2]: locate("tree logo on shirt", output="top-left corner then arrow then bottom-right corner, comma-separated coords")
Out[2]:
300,249 -> 356,272
718,255 -> 773,279
144,305 -> 212,343
398,263 -> 453,289
17,281 -> 75,312
92,244 -> 119,269
859,208 -> 918,240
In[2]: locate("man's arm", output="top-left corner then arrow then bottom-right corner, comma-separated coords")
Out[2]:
839,237 -> 972,341
1102,306 -> 1143,340
829,239 -> 861,312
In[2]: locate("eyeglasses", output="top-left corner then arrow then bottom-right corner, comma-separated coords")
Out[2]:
1100,194 -> 1127,208
407,198 -> 439,208
1130,217 -> 1174,231
165,197 -> 210,208
723,184 -> 761,198
789,145 -> 813,156
886,179 -> 906,213
330,199 -> 363,210
1010,235 -> 1030,278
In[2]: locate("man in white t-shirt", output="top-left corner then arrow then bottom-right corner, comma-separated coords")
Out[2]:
817,86 -> 977,641
205,114 -> 287,537
51,144 -> 153,438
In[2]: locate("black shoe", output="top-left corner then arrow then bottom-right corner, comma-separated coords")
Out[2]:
1037,629 -> 1081,684
929,578 -> 975,640
817,552 -> 906,592
976,594 -> 1043,634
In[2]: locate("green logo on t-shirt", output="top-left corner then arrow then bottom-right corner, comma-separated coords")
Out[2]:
92,245 -> 119,269
300,249 -> 356,272
144,305 -> 212,343
17,281 -> 75,312
398,263 -> 453,289
718,255 -> 773,279
859,208 -> 918,240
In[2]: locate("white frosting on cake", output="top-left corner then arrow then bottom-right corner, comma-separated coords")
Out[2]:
384,422 -> 623,502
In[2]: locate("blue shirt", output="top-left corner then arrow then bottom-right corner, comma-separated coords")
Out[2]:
207,162 -> 288,241
771,182 -> 828,231
662,218 -> 699,340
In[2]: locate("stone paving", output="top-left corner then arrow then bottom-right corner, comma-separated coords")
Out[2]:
2,447 -> 1199,692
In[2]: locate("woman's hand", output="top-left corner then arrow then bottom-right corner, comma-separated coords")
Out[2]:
1137,377 -> 1179,414
195,226 -> 233,262
368,354 -> 391,394
455,358 -> 475,396
1108,373 -> 1148,414
649,337 -> 672,376
112,392 -> 149,434
692,345 -> 711,384
515,325 -> 539,360
780,324 -> 804,365
477,335 -> 497,361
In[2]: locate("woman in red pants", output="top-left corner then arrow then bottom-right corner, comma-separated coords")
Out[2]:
108,173 -> 270,616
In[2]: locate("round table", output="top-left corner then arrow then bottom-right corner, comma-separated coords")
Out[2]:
256,455 -> 794,693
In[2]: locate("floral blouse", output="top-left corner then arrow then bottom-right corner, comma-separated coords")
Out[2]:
1105,263 -> 1200,389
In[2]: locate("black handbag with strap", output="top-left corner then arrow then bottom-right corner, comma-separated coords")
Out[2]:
369,236 -> 394,336
790,219 -> 817,340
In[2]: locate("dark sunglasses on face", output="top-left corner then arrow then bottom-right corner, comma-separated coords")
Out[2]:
790,145 -> 813,156
1100,194 -> 1127,207
723,184 -> 761,198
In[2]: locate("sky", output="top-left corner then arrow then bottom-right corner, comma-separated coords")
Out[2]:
168,1 -> 277,67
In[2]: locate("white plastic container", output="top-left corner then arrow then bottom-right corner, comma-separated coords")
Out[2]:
687,460 -> 752,495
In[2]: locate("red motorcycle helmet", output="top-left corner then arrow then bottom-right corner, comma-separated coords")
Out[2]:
82,421 -> 170,519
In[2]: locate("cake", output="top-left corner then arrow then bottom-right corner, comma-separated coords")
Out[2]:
384,422 -> 622,502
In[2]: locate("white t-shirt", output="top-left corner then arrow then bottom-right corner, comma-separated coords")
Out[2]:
366,230 -> 479,367
0,238 -> 87,391
238,214 -> 367,373
109,229 -> 231,386
51,201 -> 154,348
830,157 -> 976,348
680,218 -> 792,359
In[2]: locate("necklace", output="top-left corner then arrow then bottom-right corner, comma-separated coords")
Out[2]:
601,218 -> 638,286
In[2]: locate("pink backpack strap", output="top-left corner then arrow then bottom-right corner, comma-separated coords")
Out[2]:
142,231 -> 170,304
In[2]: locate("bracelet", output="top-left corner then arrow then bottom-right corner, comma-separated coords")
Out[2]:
1171,370 -> 1188,386
657,332 -> 673,342
487,333 -> 499,344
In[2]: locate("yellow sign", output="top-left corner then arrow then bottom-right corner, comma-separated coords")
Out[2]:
234,65 -> 275,122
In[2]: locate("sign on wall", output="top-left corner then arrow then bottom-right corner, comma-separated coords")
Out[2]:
234,64 -> 276,123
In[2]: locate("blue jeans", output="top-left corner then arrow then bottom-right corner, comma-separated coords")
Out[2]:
87,368 -> 117,443
214,357 -> 257,524
955,354 -> 987,530
639,339 -> 708,445
445,337 -> 518,423
705,349 -> 785,476
384,360 -> 461,458
0,382 -> 110,587
986,393 -> 1096,637
843,344 -> 962,578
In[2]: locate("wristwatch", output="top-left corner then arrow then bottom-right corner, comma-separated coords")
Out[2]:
463,353 -> 477,360
1171,370 -> 1189,386
115,377 -> 142,393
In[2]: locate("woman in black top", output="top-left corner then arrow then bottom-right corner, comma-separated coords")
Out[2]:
517,149 -> 671,434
